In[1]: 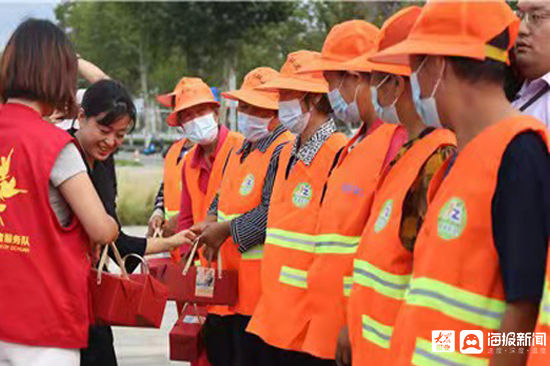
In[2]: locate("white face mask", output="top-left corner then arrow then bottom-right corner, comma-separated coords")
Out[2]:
182,113 -> 219,145
327,78 -> 361,124
370,74 -> 401,125
278,98 -> 310,135
237,112 -> 271,142
410,57 -> 444,128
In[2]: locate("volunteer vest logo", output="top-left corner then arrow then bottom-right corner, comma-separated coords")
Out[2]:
239,173 -> 255,196
292,182 -> 313,208
437,197 -> 467,240
0,148 -> 28,226
374,199 -> 393,233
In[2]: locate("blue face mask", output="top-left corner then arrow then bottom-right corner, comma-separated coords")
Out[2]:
327,77 -> 361,124
410,57 -> 444,128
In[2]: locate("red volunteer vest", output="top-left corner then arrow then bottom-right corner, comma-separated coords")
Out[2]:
347,129 -> 456,365
0,103 -> 90,348
302,123 -> 399,359
388,117 -> 547,365
217,131 -> 293,316
247,132 -> 348,351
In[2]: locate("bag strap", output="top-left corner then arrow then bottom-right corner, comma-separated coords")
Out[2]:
179,302 -> 205,325
182,237 -> 223,279
121,253 -> 149,274
519,83 -> 550,112
152,228 -> 163,238
96,242 -> 128,285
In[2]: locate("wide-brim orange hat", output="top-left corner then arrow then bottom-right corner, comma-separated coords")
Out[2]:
222,67 -> 279,110
299,20 -> 379,73
166,77 -> 219,126
341,6 -> 422,76
371,0 -> 520,65
257,50 -> 329,94
156,77 -> 187,108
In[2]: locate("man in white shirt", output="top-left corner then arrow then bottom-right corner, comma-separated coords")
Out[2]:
513,0 -> 550,128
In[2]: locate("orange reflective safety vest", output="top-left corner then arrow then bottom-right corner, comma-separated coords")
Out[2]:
387,117 -> 547,366
347,129 -> 456,366
184,130 -> 243,316
184,131 -> 244,225
163,138 -> 187,221
301,123 -> 399,359
528,244 -> 550,366
247,132 -> 348,351
217,131 -> 294,316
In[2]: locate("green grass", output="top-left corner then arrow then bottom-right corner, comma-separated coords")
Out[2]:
116,166 -> 162,225
115,159 -> 144,167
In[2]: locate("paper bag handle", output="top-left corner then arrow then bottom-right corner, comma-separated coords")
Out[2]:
96,242 -> 128,285
182,238 -> 222,279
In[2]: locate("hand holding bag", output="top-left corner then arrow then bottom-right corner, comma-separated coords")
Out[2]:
179,239 -> 238,306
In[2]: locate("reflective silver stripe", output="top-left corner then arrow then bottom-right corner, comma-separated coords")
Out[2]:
354,268 -> 410,291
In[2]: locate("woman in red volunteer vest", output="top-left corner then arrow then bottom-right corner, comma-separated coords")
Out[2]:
293,20 -> 409,363
337,7 -> 458,366
246,50 -> 347,366
194,67 -> 293,366
369,1 -> 549,365
161,77 -> 243,366
64,79 -> 196,366
0,19 -> 119,365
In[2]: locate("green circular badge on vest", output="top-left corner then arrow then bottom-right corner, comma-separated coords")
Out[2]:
374,199 -> 393,233
437,197 -> 467,240
292,182 -> 313,208
239,173 -> 255,196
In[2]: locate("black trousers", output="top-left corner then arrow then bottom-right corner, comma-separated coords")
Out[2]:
203,314 -> 281,366
278,348 -> 337,366
203,314 -> 235,366
80,325 -> 118,366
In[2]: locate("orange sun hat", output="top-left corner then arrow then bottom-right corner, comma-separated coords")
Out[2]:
257,50 -> 329,93
342,6 -> 422,76
222,67 -> 279,110
299,20 -> 379,73
156,77 -> 187,108
165,77 -> 219,126
371,0 -> 520,65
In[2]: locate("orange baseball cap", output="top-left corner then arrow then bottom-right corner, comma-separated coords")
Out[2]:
371,0 -> 520,65
257,50 -> 329,93
299,20 -> 379,73
222,67 -> 279,110
157,77 -> 186,108
342,6 -> 422,76
166,77 -> 219,126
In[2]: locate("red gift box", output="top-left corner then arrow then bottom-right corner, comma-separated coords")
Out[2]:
169,303 -> 207,362
89,244 -> 168,328
177,239 -> 238,306
123,254 -> 168,328
148,257 -> 187,301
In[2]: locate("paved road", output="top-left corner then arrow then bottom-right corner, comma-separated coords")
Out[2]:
114,226 -> 190,366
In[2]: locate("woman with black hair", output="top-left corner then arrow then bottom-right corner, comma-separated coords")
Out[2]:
71,79 -> 196,366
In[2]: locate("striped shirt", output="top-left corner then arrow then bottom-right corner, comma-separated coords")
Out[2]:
208,125 -> 289,252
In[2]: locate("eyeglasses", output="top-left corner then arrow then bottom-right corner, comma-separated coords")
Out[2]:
517,9 -> 550,27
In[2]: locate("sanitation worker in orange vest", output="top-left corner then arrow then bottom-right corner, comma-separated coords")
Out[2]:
337,6 -> 458,366
193,67 -> 293,366
161,77 -> 243,366
294,19 -> 409,363
246,50 -> 347,366
369,1 -> 550,365
148,77 -> 196,259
